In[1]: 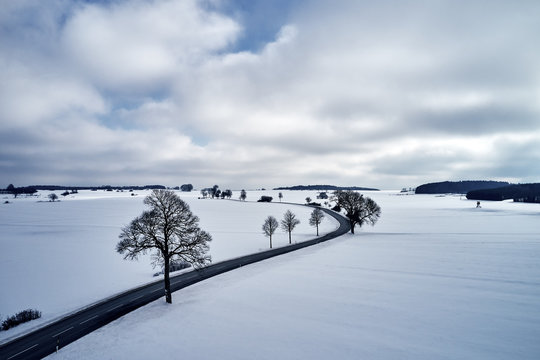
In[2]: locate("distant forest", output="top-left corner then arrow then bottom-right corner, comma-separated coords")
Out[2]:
274,185 -> 379,191
29,185 -> 167,191
2,184 -> 167,195
415,181 -> 509,194
467,183 -> 540,203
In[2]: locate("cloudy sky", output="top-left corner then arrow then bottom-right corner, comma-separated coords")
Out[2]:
1,0 -> 539,190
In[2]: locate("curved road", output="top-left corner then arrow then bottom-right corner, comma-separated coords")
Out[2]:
0,206 -> 349,360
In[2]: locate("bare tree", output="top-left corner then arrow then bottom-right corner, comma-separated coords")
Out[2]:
48,193 -> 58,202
281,210 -> 300,244
262,216 -> 279,248
222,189 -> 232,199
332,190 -> 381,234
278,192 -> 283,202
309,208 -> 325,236
210,185 -> 219,198
305,197 -> 312,204
117,190 -> 212,304
240,189 -> 247,201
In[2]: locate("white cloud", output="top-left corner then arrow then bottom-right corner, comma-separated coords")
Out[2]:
1,0 -> 539,189
61,0 -> 240,92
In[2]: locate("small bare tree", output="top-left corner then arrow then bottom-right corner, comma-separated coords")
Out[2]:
240,189 -> 247,201
278,192 -> 283,202
48,193 -> 58,202
117,190 -> 212,304
262,216 -> 279,248
309,208 -> 325,236
281,210 -> 300,244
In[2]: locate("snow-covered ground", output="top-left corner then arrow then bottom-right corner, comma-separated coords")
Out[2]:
0,189 -> 337,340
3,190 -> 540,359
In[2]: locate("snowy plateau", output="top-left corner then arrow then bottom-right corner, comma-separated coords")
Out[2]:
1,190 -> 539,359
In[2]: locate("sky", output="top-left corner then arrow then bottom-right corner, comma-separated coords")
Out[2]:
1,0 -> 539,190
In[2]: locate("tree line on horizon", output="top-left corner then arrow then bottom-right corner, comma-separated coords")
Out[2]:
415,180 -> 510,194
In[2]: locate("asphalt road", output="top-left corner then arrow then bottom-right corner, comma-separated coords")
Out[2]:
0,206 -> 350,360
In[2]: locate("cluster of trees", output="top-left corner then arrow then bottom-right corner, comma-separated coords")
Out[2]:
274,185 -> 379,191
2,309 -> 41,331
466,183 -> 540,202
262,208 -> 326,248
415,180 -> 509,194
200,185 -> 233,199
3,184 -> 37,197
261,190 -> 381,246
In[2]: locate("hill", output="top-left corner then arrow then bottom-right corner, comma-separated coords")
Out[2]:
466,183 -> 540,202
415,180 -> 509,194
273,185 -> 379,191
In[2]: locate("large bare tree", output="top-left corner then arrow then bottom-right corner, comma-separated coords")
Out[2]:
332,190 -> 381,234
117,189 -> 212,304
281,210 -> 300,244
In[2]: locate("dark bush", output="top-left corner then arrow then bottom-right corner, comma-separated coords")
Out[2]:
2,309 -> 42,331
169,261 -> 191,272
257,196 -> 273,202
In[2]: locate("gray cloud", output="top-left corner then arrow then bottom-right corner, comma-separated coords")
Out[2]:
1,0 -> 539,189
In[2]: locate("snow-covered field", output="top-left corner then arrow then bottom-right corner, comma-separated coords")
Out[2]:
0,189 -> 337,340
3,189 -> 540,359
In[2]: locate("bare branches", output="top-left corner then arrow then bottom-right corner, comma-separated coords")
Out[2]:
262,216 -> 279,249
281,210 -> 300,244
309,208 -> 325,236
116,189 -> 212,303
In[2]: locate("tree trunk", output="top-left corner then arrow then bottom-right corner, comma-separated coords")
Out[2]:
288,232 -> 291,244
349,219 -> 355,234
316,224 -> 319,236
270,235 -> 272,249
164,257 -> 172,304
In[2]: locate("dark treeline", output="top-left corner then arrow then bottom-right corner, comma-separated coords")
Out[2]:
274,185 -> 379,191
467,183 -> 540,202
415,181 -> 509,194
3,184 -> 167,193
30,185 -> 167,191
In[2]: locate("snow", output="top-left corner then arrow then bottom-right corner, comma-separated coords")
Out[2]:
3,190 -> 540,359
0,189 -> 337,340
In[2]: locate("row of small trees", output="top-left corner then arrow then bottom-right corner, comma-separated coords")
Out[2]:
200,185 -> 233,199
262,208 -> 325,248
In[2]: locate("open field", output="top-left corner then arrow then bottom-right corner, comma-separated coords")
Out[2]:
2,189 -> 540,359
